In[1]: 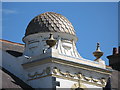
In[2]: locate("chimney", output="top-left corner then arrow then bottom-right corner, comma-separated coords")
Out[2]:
119,46 -> 120,54
113,47 -> 117,55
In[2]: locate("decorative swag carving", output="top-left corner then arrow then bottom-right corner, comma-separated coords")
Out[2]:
28,67 -> 106,86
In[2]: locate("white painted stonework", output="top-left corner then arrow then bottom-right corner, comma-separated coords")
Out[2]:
1,31 -> 112,89
19,31 -> 111,89
23,32 -> 106,69
1,12 -> 112,89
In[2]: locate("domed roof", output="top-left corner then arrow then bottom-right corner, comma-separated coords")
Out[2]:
25,12 -> 76,36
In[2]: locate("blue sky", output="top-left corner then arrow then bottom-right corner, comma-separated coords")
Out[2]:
2,2 -> 118,65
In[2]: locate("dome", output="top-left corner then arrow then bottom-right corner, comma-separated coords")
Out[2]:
25,12 -> 76,36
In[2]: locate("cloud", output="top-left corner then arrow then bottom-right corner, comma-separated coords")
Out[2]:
1,9 -> 17,14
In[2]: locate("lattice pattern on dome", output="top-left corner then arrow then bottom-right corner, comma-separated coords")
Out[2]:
25,12 -> 76,36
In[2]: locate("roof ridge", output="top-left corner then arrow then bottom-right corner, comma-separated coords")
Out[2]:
0,39 -> 24,46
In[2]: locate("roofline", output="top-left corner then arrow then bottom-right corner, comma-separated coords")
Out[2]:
0,39 -> 24,46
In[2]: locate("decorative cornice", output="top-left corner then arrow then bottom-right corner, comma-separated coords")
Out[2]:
22,57 -> 112,75
52,58 -> 112,75
27,67 -> 107,87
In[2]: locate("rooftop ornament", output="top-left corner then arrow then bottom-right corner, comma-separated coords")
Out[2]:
46,33 -> 57,48
93,42 -> 103,61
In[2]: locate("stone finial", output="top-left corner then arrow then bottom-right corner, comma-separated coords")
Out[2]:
46,33 -> 57,48
96,42 -> 100,51
93,42 -> 103,60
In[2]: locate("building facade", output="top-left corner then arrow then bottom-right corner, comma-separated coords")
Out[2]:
1,12 -> 112,89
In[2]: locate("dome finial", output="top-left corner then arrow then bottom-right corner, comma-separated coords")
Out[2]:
96,42 -> 100,51
93,42 -> 103,60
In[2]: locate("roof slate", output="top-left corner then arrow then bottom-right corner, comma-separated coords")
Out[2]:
0,39 -> 24,53
0,39 -> 24,57
1,67 -> 33,89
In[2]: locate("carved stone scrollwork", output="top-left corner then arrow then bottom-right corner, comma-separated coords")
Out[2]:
46,67 -> 51,75
28,66 -> 107,87
28,72 -> 38,78
66,71 -> 75,78
53,67 -> 59,74
85,77 -> 91,81
53,67 -> 75,78
83,76 -> 91,81
52,67 -> 107,86
92,78 -> 99,82
76,73 -> 83,79
28,70 -> 45,79
28,67 -> 51,79
100,78 -> 106,85
59,70 -> 67,76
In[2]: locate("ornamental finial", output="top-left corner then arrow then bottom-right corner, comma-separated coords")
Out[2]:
93,42 -> 103,60
96,42 -> 100,50
46,33 -> 57,48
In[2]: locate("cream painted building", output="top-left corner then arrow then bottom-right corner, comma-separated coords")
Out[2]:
1,12 -> 112,89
